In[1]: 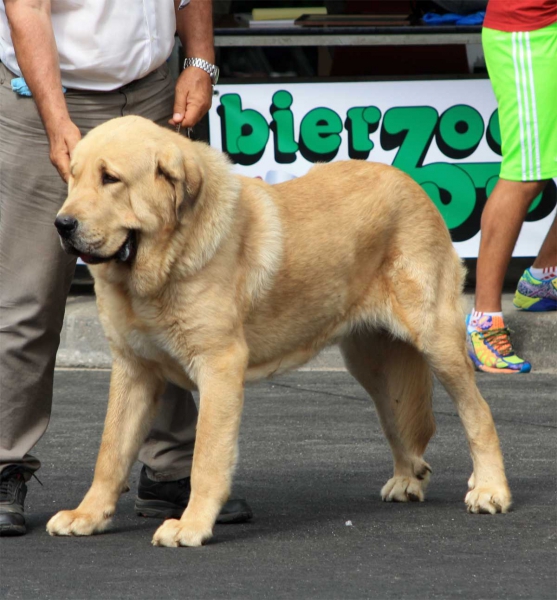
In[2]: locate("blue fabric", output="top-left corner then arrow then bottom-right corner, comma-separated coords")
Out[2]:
11,77 -> 32,96
422,11 -> 485,25
423,13 -> 459,24
11,77 -> 67,97
456,11 -> 485,25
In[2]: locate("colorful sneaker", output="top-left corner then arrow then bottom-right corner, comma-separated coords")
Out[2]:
466,314 -> 531,374
513,269 -> 557,312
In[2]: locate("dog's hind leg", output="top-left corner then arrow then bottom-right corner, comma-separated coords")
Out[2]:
419,305 -> 512,514
340,330 -> 435,503
47,360 -> 164,536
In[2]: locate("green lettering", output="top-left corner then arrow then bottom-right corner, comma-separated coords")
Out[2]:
345,107 -> 381,160
299,107 -> 343,162
217,94 -> 269,166
436,105 -> 484,159
381,106 -> 476,231
271,90 -> 298,164
486,109 -> 502,156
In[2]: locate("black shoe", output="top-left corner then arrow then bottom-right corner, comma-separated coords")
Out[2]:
134,466 -> 252,524
0,466 -> 28,536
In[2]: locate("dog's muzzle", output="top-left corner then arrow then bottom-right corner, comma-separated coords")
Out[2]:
55,215 -> 138,265
54,214 -> 78,239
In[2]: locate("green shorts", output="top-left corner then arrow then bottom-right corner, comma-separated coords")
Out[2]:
482,22 -> 557,182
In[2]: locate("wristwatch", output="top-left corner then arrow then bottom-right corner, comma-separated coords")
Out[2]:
183,57 -> 219,87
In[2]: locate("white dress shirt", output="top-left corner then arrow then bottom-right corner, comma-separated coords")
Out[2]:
0,1 -> 181,91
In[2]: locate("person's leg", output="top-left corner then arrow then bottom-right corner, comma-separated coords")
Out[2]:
468,25 -> 557,372
0,64 -> 132,535
475,178 -> 547,312
0,64 -> 76,479
513,210 -> 557,311
138,384 -> 196,482
532,212 -> 557,270
509,25 -> 557,311
525,21 -> 557,289
0,64 -> 77,535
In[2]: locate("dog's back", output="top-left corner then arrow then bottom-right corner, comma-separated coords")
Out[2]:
239,160 -> 464,373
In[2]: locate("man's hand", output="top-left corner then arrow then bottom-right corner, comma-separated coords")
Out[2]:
173,0 -> 215,129
47,120 -> 82,182
170,66 -> 213,129
5,0 -> 78,182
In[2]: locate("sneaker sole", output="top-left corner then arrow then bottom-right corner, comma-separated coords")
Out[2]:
513,295 -> 557,312
134,499 -> 252,524
468,351 -> 531,374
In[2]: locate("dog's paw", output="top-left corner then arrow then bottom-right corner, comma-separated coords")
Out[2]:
381,476 -> 426,502
151,518 -> 213,548
47,509 -> 111,536
381,461 -> 432,502
465,483 -> 512,514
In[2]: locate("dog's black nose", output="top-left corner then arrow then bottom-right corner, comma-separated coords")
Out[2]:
54,214 -> 78,238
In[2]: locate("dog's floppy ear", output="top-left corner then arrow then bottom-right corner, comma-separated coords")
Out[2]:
156,142 -> 202,219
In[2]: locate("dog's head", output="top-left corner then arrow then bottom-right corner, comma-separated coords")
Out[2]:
55,116 -> 202,267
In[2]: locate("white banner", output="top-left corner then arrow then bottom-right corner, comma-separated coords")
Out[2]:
208,80 -> 556,258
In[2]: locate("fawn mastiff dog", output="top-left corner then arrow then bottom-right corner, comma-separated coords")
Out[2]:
47,115 -> 511,547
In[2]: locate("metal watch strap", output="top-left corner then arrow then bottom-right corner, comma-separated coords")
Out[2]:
183,57 -> 219,86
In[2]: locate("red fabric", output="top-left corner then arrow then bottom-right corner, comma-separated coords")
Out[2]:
484,0 -> 557,32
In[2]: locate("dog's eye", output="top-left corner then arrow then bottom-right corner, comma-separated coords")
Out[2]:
102,172 -> 120,185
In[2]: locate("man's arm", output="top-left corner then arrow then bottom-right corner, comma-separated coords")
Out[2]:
5,0 -> 81,181
172,0 -> 215,128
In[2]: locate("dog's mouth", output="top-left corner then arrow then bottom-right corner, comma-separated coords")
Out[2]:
66,230 -> 138,265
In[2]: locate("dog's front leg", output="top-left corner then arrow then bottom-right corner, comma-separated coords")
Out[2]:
47,359 -> 163,536
152,343 -> 248,547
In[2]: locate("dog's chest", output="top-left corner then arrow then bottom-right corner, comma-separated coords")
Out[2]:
119,299 -> 170,358
125,328 -> 168,362
124,325 -> 189,383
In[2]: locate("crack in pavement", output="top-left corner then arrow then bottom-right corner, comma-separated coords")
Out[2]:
265,381 -> 557,430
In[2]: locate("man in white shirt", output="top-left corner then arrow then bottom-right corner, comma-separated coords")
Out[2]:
0,0 -> 251,536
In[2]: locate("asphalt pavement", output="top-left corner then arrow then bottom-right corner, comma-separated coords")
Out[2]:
0,370 -> 555,600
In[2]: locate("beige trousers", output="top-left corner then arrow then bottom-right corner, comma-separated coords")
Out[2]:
0,62 -> 196,482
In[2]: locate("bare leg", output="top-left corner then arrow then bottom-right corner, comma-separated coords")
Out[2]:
47,361 -> 163,535
532,211 -> 557,269
475,178 -> 547,312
